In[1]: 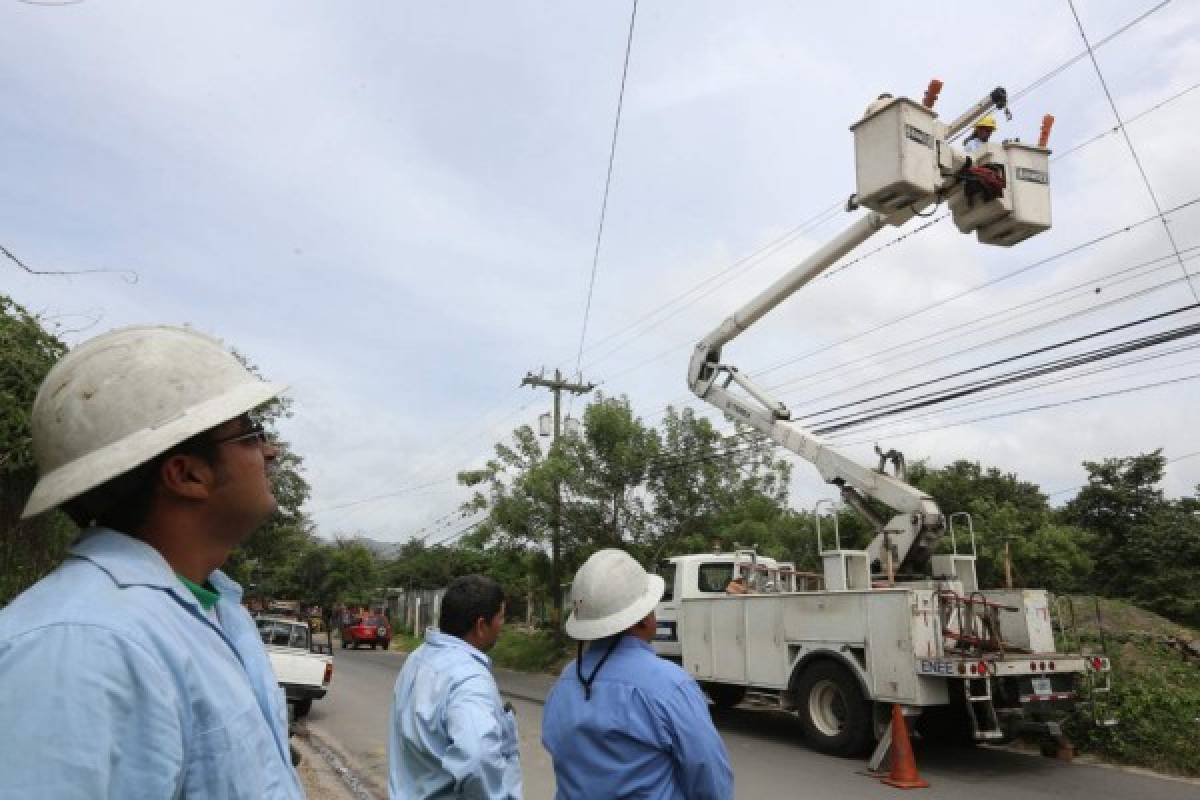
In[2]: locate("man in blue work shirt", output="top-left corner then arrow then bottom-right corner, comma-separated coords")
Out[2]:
389,574 -> 522,799
542,548 -> 733,800
0,326 -> 304,798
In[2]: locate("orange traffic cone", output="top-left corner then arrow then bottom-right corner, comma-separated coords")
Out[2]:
881,704 -> 929,789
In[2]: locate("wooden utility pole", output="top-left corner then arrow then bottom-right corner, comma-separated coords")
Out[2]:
521,368 -> 594,634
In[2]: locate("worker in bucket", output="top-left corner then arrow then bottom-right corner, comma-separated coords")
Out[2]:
542,549 -> 733,799
963,114 -> 998,151
388,574 -> 522,799
0,326 -> 303,798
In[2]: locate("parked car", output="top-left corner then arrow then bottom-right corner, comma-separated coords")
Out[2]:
340,612 -> 391,649
255,615 -> 333,718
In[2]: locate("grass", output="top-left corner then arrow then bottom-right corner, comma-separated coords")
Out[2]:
1061,596 -> 1200,777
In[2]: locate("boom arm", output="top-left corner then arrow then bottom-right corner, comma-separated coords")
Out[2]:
687,86 -> 1010,575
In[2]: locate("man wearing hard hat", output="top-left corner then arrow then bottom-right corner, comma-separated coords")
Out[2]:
541,549 -> 733,799
963,114 -> 997,151
0,326 -> 304,798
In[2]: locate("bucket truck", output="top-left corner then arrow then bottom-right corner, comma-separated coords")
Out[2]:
652,83 -> 1114,757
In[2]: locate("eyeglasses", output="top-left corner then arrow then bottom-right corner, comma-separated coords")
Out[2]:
212,421 -> 270,448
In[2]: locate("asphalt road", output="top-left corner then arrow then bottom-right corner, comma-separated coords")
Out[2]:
305,644 -> 1199,800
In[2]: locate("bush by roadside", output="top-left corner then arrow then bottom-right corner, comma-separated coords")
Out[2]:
1063,596 -> 1200,777
388,625 -> 568,673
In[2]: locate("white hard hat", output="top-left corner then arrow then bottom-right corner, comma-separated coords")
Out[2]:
565,549 -> 665,641
22,325 -> 287,519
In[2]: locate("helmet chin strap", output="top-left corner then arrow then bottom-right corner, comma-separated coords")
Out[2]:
576,636 -> 623,701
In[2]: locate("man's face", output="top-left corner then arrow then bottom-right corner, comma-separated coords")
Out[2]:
204,415 -> 279,537
477,602 -> 506,653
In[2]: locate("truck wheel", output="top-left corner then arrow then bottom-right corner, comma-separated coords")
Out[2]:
702,683 -> 747,710
293,698 -> 312,719
383,639 -> 391,650
340,639 -> 347,649
371,642 -> 377,650
795,661 -> 873,756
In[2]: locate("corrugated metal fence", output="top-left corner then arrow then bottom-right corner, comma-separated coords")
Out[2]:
381,588 -> 446,636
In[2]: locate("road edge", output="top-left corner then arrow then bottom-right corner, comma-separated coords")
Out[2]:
299,721 -> 387,800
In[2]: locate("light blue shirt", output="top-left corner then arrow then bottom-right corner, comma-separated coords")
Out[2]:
389,628 -> 522,799
0,529 -> 303,799
542,635 -> 733,800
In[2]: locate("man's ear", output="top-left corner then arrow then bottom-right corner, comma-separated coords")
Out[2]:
159,453 -> 215,501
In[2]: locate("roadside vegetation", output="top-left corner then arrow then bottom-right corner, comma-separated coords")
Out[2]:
3,293 -> 1198,776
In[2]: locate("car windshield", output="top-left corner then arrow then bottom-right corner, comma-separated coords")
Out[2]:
367,615 -> 387,627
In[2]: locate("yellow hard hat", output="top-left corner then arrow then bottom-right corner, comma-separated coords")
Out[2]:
976,115 -> 998,130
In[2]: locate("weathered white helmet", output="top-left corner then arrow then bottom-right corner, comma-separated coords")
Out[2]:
22,325 -> 286,518
565,548 -> 665,641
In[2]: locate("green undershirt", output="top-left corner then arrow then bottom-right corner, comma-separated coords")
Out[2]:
177,574 -> 220,611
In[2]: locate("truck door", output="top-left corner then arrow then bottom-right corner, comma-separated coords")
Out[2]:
652,561 -> 681,660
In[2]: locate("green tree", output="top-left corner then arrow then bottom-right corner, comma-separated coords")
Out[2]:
0,296 -> 77,607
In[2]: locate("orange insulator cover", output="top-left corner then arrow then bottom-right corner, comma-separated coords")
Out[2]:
923,78 -> 944,109
1039,114 -> 1056,147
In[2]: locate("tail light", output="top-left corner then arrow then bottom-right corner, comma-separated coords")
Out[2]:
1030,661 -> 1038,671
323,662 -> 334,685
1091,656 -> 1104,670
978,660 -> 988,676
1048,661 -> 1055,671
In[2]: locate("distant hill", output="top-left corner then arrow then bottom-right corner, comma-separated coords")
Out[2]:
344,536 -> 406,560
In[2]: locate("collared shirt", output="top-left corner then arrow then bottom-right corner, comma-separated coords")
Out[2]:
0,528 -> 304,800
389,628 -> 521,799
542,635 -> 733,800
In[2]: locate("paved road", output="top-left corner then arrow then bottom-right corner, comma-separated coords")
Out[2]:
305,645 -> 1198,800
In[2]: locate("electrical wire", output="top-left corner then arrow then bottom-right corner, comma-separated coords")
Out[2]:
1065,0 -> 1197,302
824,341 -> 1200,441
831,369 -> 1200,448
750,195 -> 1200,380
768,247 -> 1200,399
1,243 -> 138,283
574,0 -> 640,375
799,303 -> 1200,424
811,314 -> 1200,435
1052,81 -> 1200,162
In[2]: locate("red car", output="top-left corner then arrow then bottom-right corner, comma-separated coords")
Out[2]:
340,613 -> 391,650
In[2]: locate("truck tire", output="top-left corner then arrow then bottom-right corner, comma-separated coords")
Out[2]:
293,698 -> 313,719
701,683 -> 747,710
341,639 -> 348,649
795,660 -> 874,756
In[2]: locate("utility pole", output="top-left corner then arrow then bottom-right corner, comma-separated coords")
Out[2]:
521,368 -> 595,635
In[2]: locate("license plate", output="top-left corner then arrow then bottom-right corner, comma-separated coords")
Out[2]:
1031,677 -> 1053,696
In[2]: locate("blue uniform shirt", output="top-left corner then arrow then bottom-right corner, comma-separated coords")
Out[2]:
542,635 -> 733,800
0,529 -> 303,799
389,628 -> 522,799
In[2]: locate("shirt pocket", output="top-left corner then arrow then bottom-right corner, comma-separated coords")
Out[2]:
183,702 -> 277,799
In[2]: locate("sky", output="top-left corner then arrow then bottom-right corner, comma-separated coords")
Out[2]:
3,0 -> 1199,545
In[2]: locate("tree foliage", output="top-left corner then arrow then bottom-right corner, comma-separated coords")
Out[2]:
0,295 -> 76,606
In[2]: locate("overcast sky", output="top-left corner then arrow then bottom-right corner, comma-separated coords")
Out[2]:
3,0 -> 1198,544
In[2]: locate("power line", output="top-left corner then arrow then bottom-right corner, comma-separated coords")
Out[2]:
1,242 -> 138,282
1052,81 -> 1200,162
751,195 -> 1200,380
800,303 -> 1200,424
578,201 -> 842,371
1065,0 -> 1197,302
768,246 -> 1200,399
575,0 -> 640,375
823,341 -> 1200,442
1045,449 -> 1200,497
812,312 -> 1200,435
831,370 -> 1200,448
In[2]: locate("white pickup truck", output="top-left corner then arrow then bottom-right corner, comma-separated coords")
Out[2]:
255,616 -> 333,718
